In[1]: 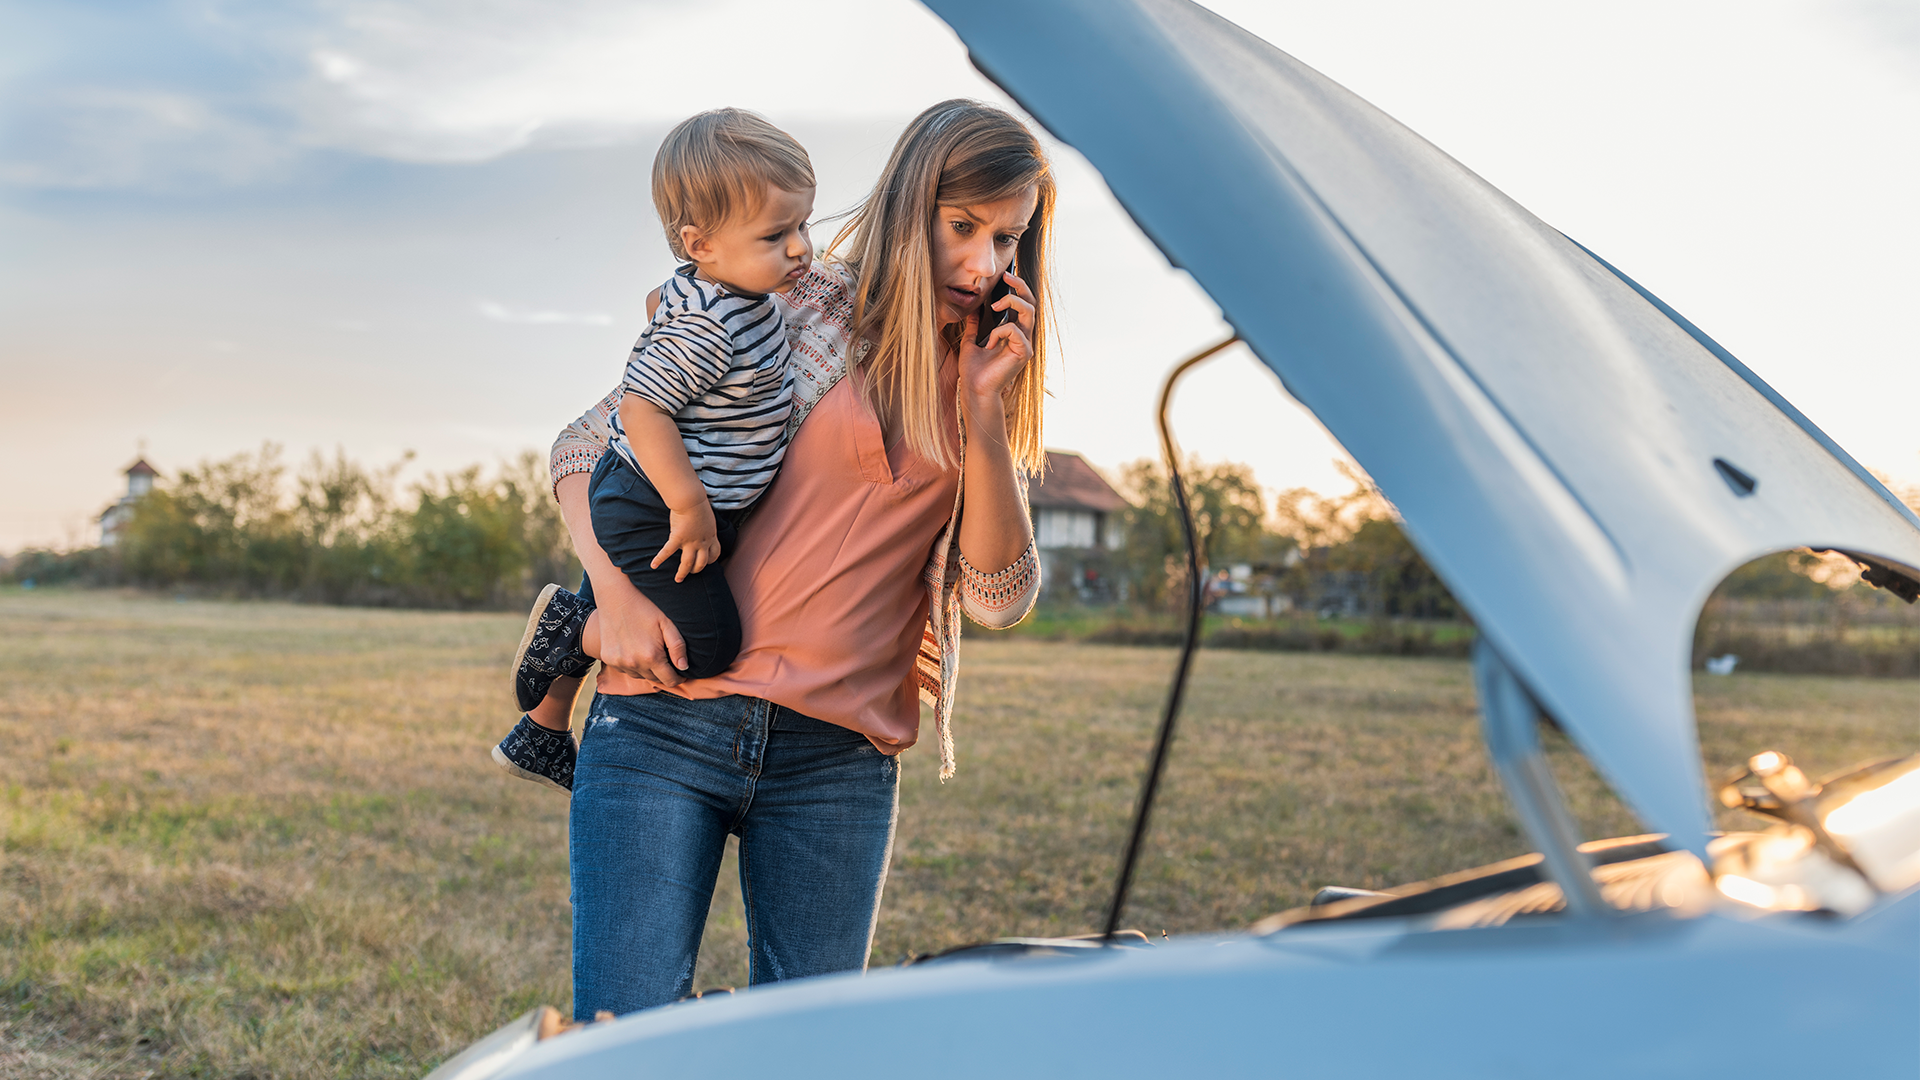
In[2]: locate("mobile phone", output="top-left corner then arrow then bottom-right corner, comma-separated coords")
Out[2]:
974,262 -> 1015,348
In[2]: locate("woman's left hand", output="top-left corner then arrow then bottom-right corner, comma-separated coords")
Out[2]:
959,269 -> 1036,404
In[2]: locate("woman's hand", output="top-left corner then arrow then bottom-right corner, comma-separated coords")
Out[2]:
592,574 -> 689,687
959,269 -> 1036,405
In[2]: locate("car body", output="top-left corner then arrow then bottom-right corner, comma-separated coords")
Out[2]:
428,2 -> 1920,1076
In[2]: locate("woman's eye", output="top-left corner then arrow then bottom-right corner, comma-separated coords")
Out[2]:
996,234 -> 1018,246
950,220 -> 971,235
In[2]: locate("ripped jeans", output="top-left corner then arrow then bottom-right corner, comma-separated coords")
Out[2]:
568,691 -> 900,1019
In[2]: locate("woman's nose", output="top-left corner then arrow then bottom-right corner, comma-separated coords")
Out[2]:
961,238 -> 998,280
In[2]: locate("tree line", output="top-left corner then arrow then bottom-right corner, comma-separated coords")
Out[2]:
1099,457 -> 1462,621
1096,459 -> 1920,626
6,447 -> 1456,618
10,446 -> 1911,648
7,446 -> 576,610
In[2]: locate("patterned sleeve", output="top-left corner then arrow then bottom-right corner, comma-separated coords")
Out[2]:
549,386 -> 622,498
955,467 -> 1041,628
957,543 -> 1041,629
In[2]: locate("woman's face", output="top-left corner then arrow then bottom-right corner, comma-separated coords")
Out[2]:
930,185 -> 1039,326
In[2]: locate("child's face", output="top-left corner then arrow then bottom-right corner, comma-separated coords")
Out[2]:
682,184 -> 815,296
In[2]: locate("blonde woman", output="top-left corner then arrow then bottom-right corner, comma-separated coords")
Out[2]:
534,100 -> 1054,1018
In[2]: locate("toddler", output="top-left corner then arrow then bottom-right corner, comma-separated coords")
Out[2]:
493,108 -> 815,791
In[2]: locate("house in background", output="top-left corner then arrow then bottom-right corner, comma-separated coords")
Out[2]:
99,459 -> 158,548
1210,560 -> 1299,619
1030,450 -> 1129,601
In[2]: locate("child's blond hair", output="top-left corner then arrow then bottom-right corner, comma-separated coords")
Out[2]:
652,109 -> 815,261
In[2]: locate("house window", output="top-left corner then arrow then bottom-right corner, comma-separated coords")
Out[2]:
1037,508 -> 1099,549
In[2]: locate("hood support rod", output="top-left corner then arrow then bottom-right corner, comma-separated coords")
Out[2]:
1473,641 -> 1610,918
1102,334 -> 1241,940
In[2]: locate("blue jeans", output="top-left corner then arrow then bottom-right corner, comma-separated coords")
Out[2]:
569,691 -> 900,1019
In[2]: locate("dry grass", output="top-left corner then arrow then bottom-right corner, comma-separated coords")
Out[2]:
2,588 -> 1913,1077
1,590 -> 570,1078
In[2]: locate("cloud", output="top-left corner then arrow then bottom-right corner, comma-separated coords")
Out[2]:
0,2 -> 296,189
476,301 -> 613,327
0,80 -> 297,190
283,0 -> 980,161
1839,0 -> 1920,76
0,0 -> 989,190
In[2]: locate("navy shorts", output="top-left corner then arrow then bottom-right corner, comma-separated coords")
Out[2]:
585,453 -> 750,680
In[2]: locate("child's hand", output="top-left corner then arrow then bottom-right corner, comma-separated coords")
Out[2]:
651,500 -> 722,583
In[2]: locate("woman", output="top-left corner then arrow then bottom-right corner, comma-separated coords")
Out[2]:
535,100 -> 1053,1018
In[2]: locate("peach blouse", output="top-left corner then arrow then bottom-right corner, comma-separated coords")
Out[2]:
605,357 -> 961,756
552,262 -> 1041,777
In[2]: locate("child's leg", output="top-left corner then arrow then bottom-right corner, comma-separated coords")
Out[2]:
587,455 -> 743,681
526,568 -> 597,731
497,576 -> 592,791
528,675 -> 583,732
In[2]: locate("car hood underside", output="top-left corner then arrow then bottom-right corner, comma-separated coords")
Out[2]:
922,0 -> 1920,856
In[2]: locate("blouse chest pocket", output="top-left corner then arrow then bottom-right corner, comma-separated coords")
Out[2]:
848,390 -> 900,487
804,375 -> 895,487
814,369 -> 950,495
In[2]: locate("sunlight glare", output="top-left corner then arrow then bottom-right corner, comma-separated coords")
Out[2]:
1824,768 -> 1920,838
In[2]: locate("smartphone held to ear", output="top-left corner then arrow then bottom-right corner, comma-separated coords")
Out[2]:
974,264 -> 1015,348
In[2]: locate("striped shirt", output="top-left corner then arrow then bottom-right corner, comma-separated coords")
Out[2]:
609,266 -> 793,510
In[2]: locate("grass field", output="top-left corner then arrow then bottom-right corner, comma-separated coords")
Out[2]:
1,589 -> 1913,1078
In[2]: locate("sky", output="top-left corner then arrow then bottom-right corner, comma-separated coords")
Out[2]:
2,0 -> 1917,552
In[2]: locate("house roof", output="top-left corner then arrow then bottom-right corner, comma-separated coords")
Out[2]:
125,459 -> 158,478
1031,451 -> 1128,513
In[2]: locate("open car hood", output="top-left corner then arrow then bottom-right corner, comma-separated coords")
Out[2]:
924,0 -> 1920,856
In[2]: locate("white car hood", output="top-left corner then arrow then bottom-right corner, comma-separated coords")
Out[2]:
924,0 -> 1920,856
496,894 -> 1920,1078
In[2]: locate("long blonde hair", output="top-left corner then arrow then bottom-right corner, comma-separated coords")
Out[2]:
829,100 -> 1055,474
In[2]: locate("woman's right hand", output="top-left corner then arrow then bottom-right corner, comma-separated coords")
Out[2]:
593,574 -> 689,686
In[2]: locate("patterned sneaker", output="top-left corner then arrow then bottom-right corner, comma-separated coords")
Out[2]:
512,583 -> 596,712
492,715 -> 577,792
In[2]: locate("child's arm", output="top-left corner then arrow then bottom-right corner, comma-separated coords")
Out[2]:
618,394 -> 721,583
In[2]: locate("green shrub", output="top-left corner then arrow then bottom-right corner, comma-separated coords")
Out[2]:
100,445 -> 575,610
2,547 -> 113,586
